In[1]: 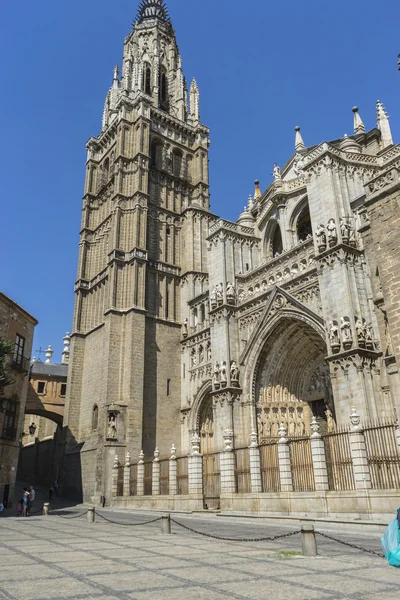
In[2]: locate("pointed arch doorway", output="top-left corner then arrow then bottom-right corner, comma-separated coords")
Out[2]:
199,396 -> 220,509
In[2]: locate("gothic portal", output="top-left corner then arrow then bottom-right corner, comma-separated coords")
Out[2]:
63,0 -> 400,503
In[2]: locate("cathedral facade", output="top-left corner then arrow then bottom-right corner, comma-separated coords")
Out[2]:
63,0 -> 400,510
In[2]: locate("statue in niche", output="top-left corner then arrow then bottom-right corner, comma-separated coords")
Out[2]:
226,282 -> 235,304
365,323 -> 374,347
182,318 -> 188,338
230,361 -> 240,386
199,346 -> 204,364
348,223 -> 356,246
190,351 -> 197,368
213,362 -> 220,388
220,361 -> 227,386
340,218 -> 350,242
329,321 -> 340,346
107,414 -> 117,440
340,317 -> 352,343
257,412 -> 262,437
267,385 -> 272,402
264,413 -> 271,437
210,287 -> 217,309
288,410 -> 296,436
325,408 -> 336,433
326,219 -> 337,246
216,283 -> 223,305
316,224 -> 327,250
355,317 -> 365,345
207,343 -> 212,362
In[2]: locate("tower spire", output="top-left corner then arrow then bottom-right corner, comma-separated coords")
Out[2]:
376,100 -> 393,147
136,1 -> 172,26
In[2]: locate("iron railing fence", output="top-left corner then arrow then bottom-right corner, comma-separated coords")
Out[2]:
323,428 -> 355,491
177,456 -> 188,495
259,438 -> 281,492
159,459 -> 170,495
234,447 -> 251,494
363,421 -> 400,490
288,437 -> 315,492
144,460 -> 153,496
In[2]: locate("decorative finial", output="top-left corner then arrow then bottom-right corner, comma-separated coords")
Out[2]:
295,126 -> 305,151
247,194 -> 254,211
278,423 -> 287,439
62,333 -> 71,365
125,452 -> 131,467
352,106 -> 365,134
170,444 -> 177,458
376,100 -> 393,147
350,407 -> 361,431
45,345 -> 54,364
254,180 -> 261,200
113,455 -> 119,468
310,415 -> 320,437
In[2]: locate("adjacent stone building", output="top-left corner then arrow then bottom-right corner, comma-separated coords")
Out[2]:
0,292 -> 37,507
63,1 -> 400,511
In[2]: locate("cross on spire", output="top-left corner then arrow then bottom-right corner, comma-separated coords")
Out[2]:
136,0 -> 172,26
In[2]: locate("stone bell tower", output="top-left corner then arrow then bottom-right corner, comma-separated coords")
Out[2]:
63,0 -> 211,501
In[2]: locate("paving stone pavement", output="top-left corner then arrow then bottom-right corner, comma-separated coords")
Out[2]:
0,510 -> 399,600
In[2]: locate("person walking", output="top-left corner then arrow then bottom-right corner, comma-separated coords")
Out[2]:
28,486 -> 35,516
48,486 -> 54,503
0,501 -> 4,516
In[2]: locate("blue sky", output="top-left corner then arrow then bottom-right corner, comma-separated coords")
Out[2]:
1,0 -> 399,362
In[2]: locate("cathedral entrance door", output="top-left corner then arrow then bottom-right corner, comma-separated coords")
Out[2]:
199,398 -> 220,510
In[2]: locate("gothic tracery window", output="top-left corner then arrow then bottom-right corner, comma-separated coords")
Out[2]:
272,224 -> 283,257
92,405 -> 99,431
142,63 -> 152,95
159,67 -> 168,111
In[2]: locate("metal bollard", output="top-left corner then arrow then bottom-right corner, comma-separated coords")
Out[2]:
43,503 -> 50,516
301,524 -> 318,556
87,506 -> 95,523
161,514 -> 171,534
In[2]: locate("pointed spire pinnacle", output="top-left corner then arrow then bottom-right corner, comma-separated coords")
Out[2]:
352,106 -> 365,134
136,1 -> 172,26
376,100 -> 393,147
247,195 -> 254,211
295,126 -> 305,151
190,78 -> 200,123
254,180 -> 261,200
112,65 -> 119,89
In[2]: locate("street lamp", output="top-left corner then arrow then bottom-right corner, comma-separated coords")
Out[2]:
28,422 -> 37,436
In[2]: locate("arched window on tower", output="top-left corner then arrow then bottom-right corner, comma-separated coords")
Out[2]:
142,63 -> 152,95
272,225 -> 283,257
159,67 -> 168,111
92,405 -> 99,431
297,204 -> 313,243
173,150 -> 183,178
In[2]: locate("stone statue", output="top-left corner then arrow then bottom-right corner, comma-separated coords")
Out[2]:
207,344 -> 212,362
365,323 -> 374,346
182,318 -> 188,338
216,283 -> 223,305
190,351 -> 197,368
340,218 -> 350,240
326,219 -> 337,245
340,317 -> 352,341
273,163 -> 282,180
213,362 -> 220,388
355,317 -> 365,343
226,282 -> 235,304
230,361 -> 240,386
220,361 -> 227,386
210,287 -> 217,309
329,321 -> 340,346
199,346 -> 204,363
107,414 -> 117,439
257,412 -> 262,437
325,408 -> 335,433
315,224 -> 327,251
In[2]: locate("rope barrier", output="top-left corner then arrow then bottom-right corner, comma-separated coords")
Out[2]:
170,518 -> 301,542
96,512 -> 163,527
316,531 -> 385,558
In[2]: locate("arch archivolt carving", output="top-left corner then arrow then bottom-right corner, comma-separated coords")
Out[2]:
242,309 -> 332,439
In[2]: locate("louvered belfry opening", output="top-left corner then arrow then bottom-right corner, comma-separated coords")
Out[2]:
136,0 -> 172,25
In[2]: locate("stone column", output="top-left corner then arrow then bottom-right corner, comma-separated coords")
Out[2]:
111,455 -> 119,498
188,434 -> 203,495
310,417 -> 329,491
152,448 -> 160,495
220,430 -> 236,494
249,431 -> 262,493
169,444 -> 178,496
349,408 -> 372,490
137,450 -> 145,496
277,424 -> 293,492
123,453 -> 131,497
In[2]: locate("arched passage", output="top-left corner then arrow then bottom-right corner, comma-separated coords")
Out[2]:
253,317 -> 333,440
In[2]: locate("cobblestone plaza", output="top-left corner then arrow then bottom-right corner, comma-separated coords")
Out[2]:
1,511 -> 399,600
